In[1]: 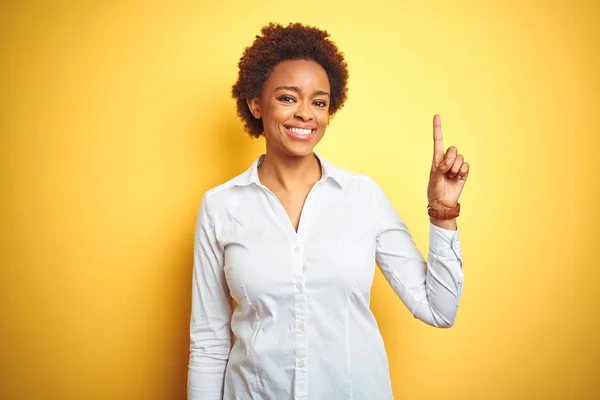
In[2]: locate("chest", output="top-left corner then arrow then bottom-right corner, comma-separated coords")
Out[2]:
217,184 -> 380,307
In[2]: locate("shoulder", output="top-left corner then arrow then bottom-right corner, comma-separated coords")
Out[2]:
204,173 -> 246,198
326,160 -> 383,195
199,167 -> 254,215
323,160 -> 395,219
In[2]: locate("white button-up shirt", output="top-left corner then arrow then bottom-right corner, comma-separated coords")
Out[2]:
188,153 -> 464,400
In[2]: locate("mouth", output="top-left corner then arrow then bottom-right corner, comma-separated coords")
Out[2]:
284,125 -> 316,141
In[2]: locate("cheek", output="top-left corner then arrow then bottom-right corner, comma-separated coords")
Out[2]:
263,104 -> 294,124
318,112 -> 330,127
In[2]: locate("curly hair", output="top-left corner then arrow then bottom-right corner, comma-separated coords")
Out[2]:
231,22 -> 349,138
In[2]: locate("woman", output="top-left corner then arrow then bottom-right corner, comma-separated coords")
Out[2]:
188,22 -> 469,400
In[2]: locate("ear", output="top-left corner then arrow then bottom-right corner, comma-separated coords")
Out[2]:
246,97 -> 261,119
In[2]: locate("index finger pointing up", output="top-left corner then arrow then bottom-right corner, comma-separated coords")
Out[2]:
433,114 -> 444,165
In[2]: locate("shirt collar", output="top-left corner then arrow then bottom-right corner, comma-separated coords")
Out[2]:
234,152 -> 348,189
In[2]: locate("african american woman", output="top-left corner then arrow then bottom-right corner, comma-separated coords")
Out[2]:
188,22 -> 470,400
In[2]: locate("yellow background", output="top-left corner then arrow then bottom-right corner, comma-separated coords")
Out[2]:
1,0 -> 598,399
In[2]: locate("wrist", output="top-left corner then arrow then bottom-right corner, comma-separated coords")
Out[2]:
428,201 -> 458,210
427,202 -> 460,220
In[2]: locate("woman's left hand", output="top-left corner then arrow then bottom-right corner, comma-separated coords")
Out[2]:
427,114 -> 470,210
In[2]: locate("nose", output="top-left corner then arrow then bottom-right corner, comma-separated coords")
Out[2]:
293,100 -> 313,122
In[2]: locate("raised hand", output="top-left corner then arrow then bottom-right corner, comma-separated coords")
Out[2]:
427,114 -> 469,211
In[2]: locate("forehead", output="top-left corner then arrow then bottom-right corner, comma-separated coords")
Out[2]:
263,59 -> 330,92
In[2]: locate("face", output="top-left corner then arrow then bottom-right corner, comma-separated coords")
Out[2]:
247,59 -> 331,158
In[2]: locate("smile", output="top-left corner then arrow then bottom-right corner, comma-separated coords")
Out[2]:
284,125 -> 315,141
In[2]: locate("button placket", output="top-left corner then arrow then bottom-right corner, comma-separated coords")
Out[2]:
293,242 -> 308,398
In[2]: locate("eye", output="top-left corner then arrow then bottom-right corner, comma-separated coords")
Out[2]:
313,100 -> 328,108
278,95 -> 296,103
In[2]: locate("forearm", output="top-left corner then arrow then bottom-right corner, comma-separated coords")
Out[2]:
420,222 -> 464,327
188,343 -> 230,400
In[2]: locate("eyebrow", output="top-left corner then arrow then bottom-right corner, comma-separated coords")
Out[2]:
274,86 -> 330,97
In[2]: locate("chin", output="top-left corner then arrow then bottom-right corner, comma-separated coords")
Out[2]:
282,143 -> 316,158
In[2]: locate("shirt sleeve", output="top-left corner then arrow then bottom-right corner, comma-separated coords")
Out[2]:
372,182 -> 465,328
188,193 -> 232,399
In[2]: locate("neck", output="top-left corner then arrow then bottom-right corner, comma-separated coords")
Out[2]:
258,150 -> 322,190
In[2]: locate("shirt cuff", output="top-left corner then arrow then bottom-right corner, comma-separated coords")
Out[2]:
429,221 -> 462,260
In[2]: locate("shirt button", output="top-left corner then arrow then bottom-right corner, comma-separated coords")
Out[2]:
298,322 -> 305,329
294,246 -> 300,253
296,283 -> 303,291
298,360 -> 305,368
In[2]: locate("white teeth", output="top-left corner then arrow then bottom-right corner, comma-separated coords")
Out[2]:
288,127 -> 312,135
